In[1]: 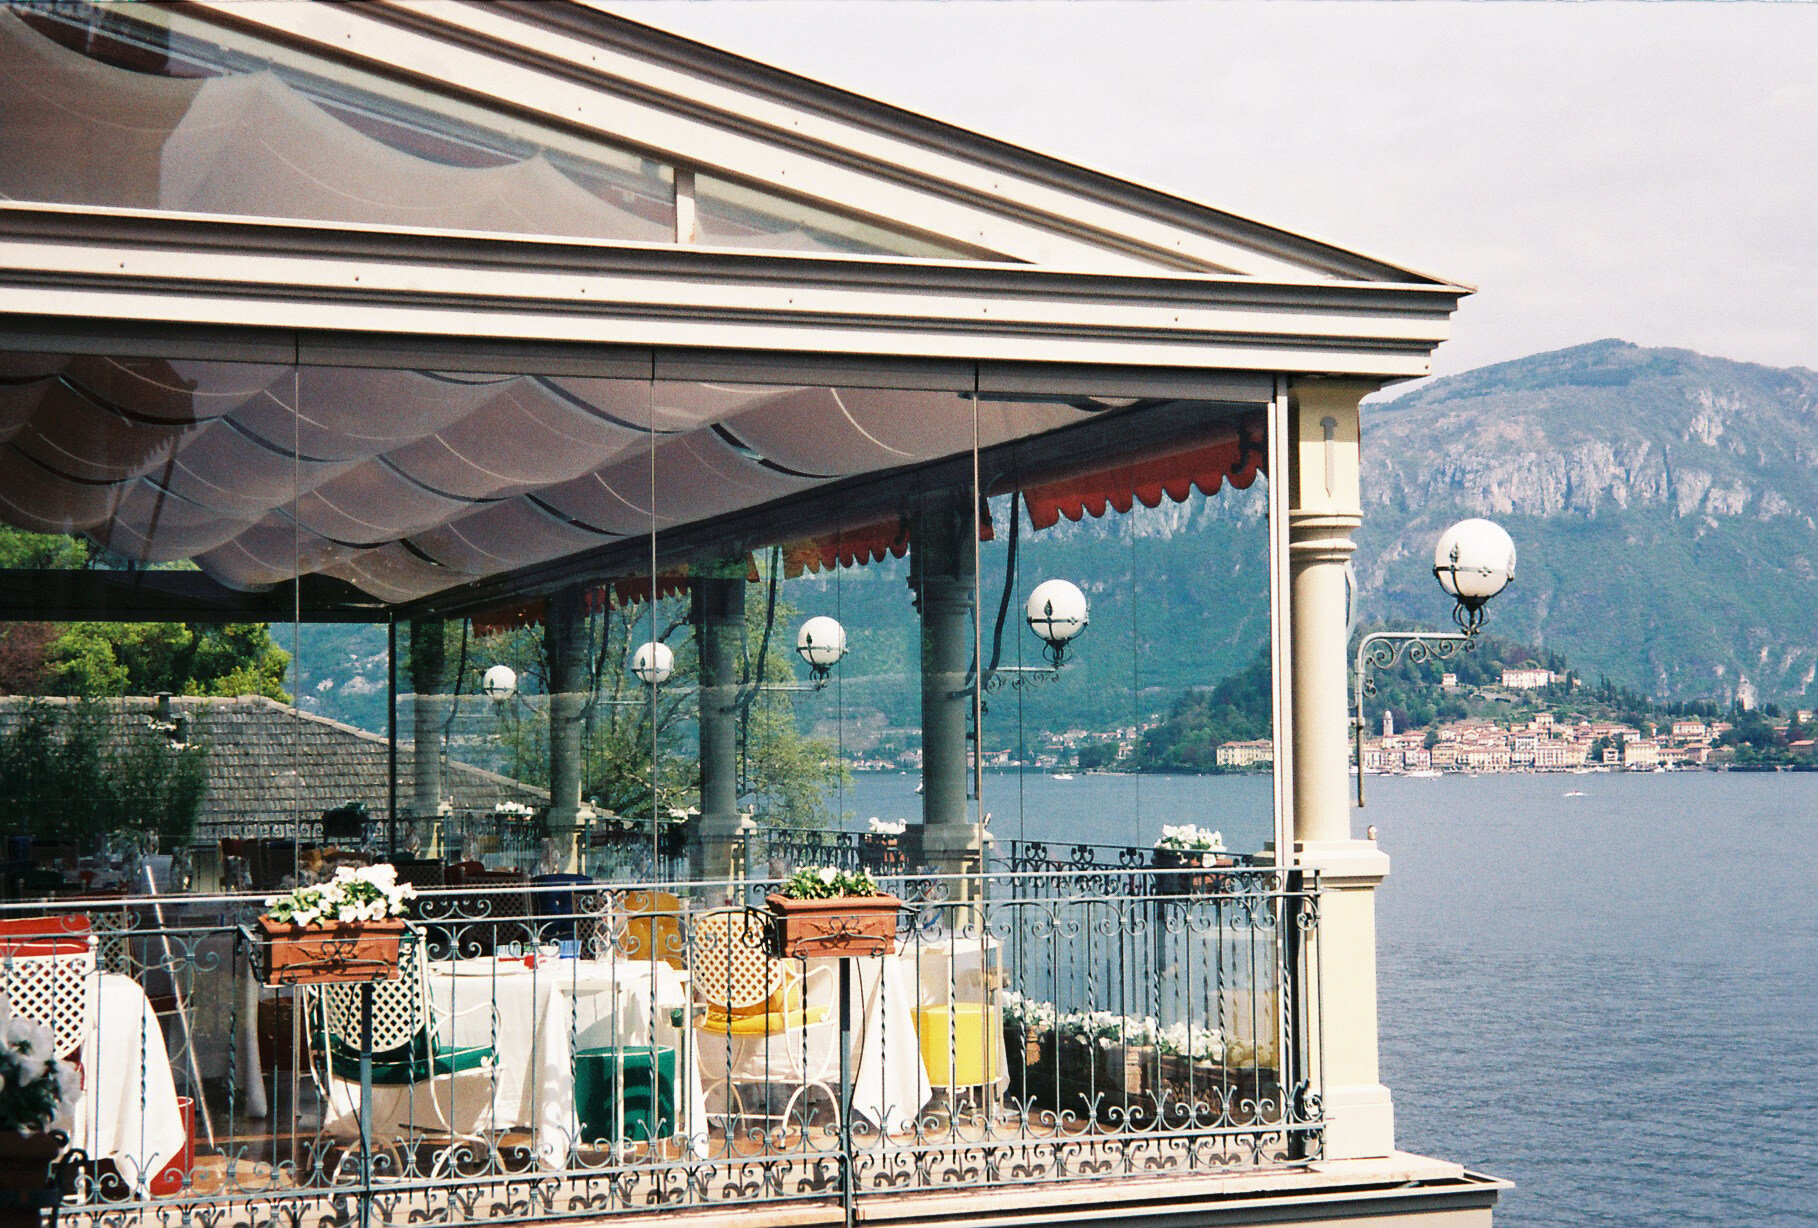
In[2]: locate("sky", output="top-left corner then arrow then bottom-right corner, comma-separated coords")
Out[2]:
610,1 -> 1818,382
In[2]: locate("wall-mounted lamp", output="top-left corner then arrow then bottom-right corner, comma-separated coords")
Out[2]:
1353,517 -> 1517,806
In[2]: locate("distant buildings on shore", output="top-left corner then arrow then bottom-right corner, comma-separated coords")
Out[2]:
1358,712 -> 1728,773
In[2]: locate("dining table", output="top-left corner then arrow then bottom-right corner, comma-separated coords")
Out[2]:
318,953 -> 703,1169
76,972 -> 190,1189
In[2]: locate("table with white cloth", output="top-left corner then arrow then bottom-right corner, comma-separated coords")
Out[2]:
76,973 -> 189,1188
896,934 -> 1002,1007
802,953 -> 931,1134
319,956 -> 701,1170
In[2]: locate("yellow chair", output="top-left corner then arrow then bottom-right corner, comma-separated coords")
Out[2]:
690,909 -> 837,1128
916,1002 -> 1005,1094
614,889 -> 686,968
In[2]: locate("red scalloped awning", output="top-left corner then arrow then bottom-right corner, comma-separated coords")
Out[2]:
470,568 -> 695,636
1019,417 -> 1265,531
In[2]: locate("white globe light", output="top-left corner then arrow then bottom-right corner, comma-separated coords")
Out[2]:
1433,518 -> 1517,607
481,664 -> 517,701
630,640 -> 674,687
1026,579 -> 1089,649
795,616 -> 848,671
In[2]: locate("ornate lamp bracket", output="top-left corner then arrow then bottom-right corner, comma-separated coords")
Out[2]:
1352,624 -> 1480,806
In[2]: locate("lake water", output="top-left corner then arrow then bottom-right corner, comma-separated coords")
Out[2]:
841,769 -> 1818,1226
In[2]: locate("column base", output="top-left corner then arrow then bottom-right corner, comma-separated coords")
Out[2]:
1319,1082 -> 1396,1161
919,824 -> 982,876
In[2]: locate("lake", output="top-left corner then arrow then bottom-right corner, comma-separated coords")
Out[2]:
840,769 -> 1818,1226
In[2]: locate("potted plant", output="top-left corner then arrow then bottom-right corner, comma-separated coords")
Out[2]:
254,863 -> 417,986
0,1002 -> 77,1226
1151,824 -> 1229,895
765,865 -> 902,958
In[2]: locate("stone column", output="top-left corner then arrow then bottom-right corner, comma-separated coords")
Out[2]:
408,619 -> 446,830
691,563 -> 746,881
545,584 -> 588,871
910,491 -> 978,875
1286,379 -> 1395,1160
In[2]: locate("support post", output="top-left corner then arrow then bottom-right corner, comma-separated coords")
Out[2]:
692,564 -> 746,880
408,619 -> 446,840
1285,379 -> 1395,1160
910,491 -> 978,876
546,584 -> 588,872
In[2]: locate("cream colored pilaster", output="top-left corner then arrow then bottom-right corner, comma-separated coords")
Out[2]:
1286,379 -> 1394,1161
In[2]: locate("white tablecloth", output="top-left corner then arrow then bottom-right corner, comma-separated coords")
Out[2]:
78,974 -> 188,1188
321,956 -> 701,1170
804,953 -> 931,1133
896,935 -> 1001,1006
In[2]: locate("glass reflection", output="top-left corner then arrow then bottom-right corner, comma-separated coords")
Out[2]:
0,0 -> 673,241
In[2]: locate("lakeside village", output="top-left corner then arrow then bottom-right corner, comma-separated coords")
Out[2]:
845,663 -> 1818,776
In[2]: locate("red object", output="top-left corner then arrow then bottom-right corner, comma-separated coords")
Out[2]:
147,1096 -> 194,1197
1020,423 -> 1265,531
0,915 -> 89,938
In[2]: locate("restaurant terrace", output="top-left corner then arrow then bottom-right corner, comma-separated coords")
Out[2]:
0,3 -> 1502,1227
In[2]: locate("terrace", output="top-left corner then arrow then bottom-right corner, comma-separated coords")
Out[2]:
0,1 -> 1500,1224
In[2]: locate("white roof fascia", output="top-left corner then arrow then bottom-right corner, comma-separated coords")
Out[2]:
177,0 -> 1460,287
0,206 -> 1465,380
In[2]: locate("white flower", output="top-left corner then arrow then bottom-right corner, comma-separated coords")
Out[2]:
817,867 -> 837,885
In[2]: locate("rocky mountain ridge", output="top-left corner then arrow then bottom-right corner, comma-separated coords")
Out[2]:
1359,339 -> 1818,702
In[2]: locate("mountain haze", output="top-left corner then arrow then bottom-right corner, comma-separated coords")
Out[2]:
1358,340 -> 1818,702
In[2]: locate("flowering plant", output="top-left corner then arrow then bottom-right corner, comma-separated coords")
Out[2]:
866,817 -> 907,836
264,863 -> 415,927
779,864 -> 882,900
1002,990 -> 1057,1035
0,1003 -> 77,1134
1155,824 -> 1226,853
1155,824 -> 1227,869
493,801 -> 533,818
1157,1020 -> 1226,1063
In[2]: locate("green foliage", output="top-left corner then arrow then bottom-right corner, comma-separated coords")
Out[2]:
0,700 -> 208,850
1135,647 -> 1272,771
779,864 -> 881,899
44,622 -> 290,700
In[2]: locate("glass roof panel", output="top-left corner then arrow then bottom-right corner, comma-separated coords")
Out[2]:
0,0 -> 677,241
694,173 -> 989,260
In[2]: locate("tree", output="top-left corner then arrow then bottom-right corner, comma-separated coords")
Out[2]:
0,699 -> 207,851
0,528 -> 290,700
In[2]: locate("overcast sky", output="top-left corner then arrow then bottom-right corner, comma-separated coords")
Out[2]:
612,1 -> 1818,382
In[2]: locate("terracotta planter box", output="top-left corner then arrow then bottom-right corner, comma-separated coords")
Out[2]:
254,916 -> 406,986
1151,848 -> 1232,896
765,893 -> 901,958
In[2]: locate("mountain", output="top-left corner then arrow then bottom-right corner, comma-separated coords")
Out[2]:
1359,339 -> 1818,702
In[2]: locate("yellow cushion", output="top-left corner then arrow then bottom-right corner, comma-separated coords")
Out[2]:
700,1003 -> 830,1036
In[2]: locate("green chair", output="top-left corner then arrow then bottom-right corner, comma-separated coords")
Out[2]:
573,1045 -> 677,1146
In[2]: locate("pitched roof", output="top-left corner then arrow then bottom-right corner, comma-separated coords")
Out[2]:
0,694 -> 545,831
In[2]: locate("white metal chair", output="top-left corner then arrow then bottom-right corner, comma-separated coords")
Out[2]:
0,933 -> 99,1062
304,929 -> 495,1176
690,910 -> 838,1134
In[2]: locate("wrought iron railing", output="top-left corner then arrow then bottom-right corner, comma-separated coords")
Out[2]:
0,866 -> 1319,1227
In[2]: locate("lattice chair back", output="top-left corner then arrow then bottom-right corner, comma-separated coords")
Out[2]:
691,910 -> 783,1017
318,930 -> 428,1055
0,937 -> 98,1060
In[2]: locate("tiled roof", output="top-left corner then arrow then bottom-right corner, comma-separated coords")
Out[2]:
0,694 -> 545,826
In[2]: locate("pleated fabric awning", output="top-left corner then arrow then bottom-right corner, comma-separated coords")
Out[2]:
0,352 -> 1094,603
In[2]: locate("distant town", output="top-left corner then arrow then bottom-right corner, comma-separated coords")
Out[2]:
841,663 -> 1814,775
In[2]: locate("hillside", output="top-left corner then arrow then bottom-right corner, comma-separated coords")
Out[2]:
1360,340 -> 1818,702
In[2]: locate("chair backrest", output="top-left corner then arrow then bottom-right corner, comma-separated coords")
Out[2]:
691,910 -> 783,1015
316,930 -> 429,1055
0,915 -> 90,938
0,937 -> 98,1059
615,889 -> 686,968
